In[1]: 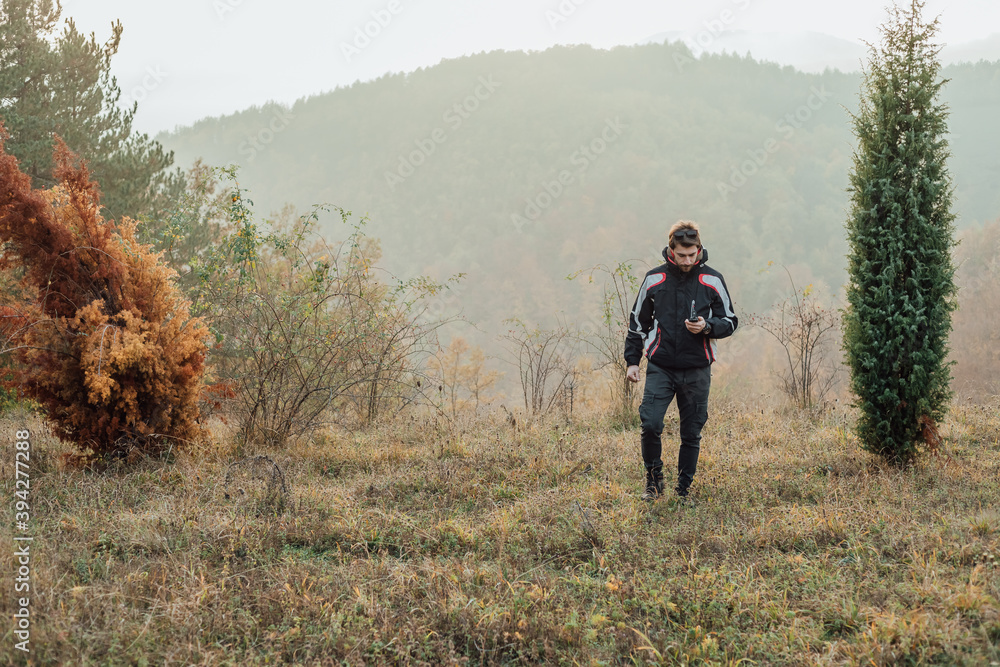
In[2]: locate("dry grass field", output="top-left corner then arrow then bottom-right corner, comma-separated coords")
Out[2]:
2,396 -> 999,666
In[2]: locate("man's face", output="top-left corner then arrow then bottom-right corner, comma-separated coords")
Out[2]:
673,244 -> 701,272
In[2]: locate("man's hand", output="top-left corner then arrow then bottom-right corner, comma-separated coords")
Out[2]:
685,316 -> 707,334
626,365 -> 641,383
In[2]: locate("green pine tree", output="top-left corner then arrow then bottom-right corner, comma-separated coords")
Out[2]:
844,0 -> 957,464
0,0 -> 181,220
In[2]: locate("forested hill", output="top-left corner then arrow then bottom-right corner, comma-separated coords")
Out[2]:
159,42 -> 1000,330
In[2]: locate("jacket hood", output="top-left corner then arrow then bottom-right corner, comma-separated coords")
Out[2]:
662,246 -> 709,266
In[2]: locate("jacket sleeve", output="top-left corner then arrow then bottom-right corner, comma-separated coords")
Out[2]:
624,276 -> 656,367
703,273 -> 738,339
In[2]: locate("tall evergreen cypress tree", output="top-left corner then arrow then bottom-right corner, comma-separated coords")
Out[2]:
844,0 -> 957,464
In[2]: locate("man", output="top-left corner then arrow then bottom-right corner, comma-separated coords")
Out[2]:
624,221 -> 737,500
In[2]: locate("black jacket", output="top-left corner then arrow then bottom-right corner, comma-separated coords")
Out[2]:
624,247 -> 737,370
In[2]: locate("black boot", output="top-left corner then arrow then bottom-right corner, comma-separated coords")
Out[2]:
642,462 -> 664,500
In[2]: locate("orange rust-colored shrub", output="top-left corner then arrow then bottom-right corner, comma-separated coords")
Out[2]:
0,303 -> 29,403
0,128 -> 209,457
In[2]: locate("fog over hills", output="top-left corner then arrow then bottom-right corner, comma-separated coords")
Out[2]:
158,42 -> 1000,349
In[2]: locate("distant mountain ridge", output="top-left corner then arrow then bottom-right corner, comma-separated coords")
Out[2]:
641,30 -> 1000,73
157,43 -> 1000,344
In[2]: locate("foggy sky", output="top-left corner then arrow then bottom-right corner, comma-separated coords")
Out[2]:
59,0 -> 1000,135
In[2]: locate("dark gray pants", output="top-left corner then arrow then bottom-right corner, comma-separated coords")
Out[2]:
639,363 -> 711,494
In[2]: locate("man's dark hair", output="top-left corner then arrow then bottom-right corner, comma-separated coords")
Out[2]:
667,220 -> 701,249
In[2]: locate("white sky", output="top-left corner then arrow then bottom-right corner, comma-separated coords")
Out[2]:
59,0 -> 1000,135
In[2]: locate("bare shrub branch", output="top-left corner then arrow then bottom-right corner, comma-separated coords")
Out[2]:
749,267 -> 842,410
501,318 -> 577,417
570,261 -> 646,426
